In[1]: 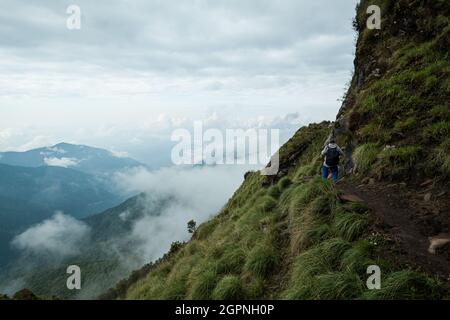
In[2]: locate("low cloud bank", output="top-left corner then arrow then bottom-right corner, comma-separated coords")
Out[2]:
12,212 -> 90,258
114,164 -> 257,264
43,157 -> 79,168
4,164 -> 258,298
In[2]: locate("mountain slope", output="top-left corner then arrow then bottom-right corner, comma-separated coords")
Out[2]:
0,195 -> 49,266
0,163 -> 125,268
101,0 -> 449,300
336,0 -> 449,182
0,163 -> 121,219
0,193 -> 174,299
0,142 -> 144,269
0,143 -> 143,175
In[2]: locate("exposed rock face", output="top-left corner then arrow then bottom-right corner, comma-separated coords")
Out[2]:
262,123 -> 330,186
327,0 -> 450,182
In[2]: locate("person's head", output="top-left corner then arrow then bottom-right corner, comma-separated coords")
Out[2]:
329,138 -> 336,144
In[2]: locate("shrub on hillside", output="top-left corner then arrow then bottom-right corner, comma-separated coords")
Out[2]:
244,244 -> 278,278
189,267 -> 218,300
216,248 -> 247,275
361,270 -> 445,300
378,145 -> 422,177
334,211 -> 369,242
212,275 -> 244,300
278,177 -> 292,190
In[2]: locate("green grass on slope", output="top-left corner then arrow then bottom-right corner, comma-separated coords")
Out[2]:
125,175 -> 447,300
347,0 -> 450,180
111,0 -> 450,300
120,123 -> 448,300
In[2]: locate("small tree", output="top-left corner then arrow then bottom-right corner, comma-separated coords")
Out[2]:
187,220 -> 197,234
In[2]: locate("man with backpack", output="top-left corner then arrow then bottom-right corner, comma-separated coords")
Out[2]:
321,138 -> 344,183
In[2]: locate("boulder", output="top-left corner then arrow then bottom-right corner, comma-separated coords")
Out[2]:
420,179 -> 434,188
339,194 -> 364,203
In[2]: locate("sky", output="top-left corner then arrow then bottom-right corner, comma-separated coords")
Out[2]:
1,1 -> 360,296
0,0 -> 358,163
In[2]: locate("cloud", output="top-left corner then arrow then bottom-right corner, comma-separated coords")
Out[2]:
140,111 -> 306,135
0,0 -> 357,132
0,128 -> 13,143
0,1 -> 358,161
46,146 -> 66,154
43,157 -> 79,168
12,212 -> 91,257
14,135 -> 55,152
110,150 -> 130,158
113,164 -> 255,263
0,0 -> 357,76
119,210 -> 131,222
0,110 -> 308,171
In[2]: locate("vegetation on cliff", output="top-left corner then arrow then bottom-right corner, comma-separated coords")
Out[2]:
101,0 -> 450,300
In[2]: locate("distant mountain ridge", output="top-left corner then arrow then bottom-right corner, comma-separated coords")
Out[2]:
0,143 -> 144,269
0,143 -> 144,175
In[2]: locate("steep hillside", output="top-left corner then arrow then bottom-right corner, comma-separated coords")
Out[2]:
336,0 -> 449,182
101,0 -> 449,300
333,0 -> 450,272
0,195 -> 49,266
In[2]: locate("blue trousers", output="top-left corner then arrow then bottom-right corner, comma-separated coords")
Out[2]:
322,165 -> 338,183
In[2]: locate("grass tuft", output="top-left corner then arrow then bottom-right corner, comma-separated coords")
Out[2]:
244,244 -> 278,278
340,240 -> 375,274
334,211 -> 369,242
260,196 -> 278,212
318,238 -> 352,267
378,146 -> 422,177
353,143 -> 380,174
195,219 -> 219,240
278,177 -> 292,190
267,185 -> 282,199
312,272 -> 365,300
212,275 -> 244,300
216,248 -> 247,275
361,270 -> 445,300
189,266 -> 218,300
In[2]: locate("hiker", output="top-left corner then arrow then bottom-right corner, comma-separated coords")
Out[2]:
321,139 -> 344,183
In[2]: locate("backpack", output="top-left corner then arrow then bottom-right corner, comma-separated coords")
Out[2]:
325,146 -> 340,167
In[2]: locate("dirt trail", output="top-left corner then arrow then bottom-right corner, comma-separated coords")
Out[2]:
338,181 -> 450,281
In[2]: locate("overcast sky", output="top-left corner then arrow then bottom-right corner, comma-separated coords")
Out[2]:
0,0 -> 358,161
